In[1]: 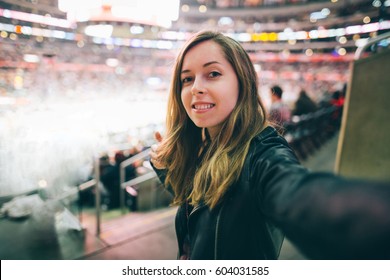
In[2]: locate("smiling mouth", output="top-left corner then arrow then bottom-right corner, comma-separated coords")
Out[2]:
192,104 -> 215,110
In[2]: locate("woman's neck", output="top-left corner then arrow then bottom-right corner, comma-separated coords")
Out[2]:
205,126 -> 221,140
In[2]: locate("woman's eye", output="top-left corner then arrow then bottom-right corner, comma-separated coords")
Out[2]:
209,71 -> 221,78
182,77 -> 192,84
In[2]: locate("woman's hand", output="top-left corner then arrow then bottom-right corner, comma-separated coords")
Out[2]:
150,131 -> 165,169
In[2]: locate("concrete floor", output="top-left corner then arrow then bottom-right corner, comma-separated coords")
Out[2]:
0,133 -> 339,260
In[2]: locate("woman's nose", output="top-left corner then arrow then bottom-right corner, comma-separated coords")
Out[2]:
191,78 -> 205,95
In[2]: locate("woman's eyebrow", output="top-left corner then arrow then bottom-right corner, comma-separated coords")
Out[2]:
181,61 -> 221,74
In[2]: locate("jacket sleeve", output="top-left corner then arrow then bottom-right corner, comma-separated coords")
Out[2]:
250,127 -> 390,259
150,161 -> 174,196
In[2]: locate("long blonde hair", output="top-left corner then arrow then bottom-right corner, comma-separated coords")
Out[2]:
157,30 -> 268,208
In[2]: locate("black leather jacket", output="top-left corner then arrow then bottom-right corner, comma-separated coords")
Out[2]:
153,126 -> 390,259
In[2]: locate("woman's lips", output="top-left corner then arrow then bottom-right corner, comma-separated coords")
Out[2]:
192,103 -> 215,113
192,103 -> 215,110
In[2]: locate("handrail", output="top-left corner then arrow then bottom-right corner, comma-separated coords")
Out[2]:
120,171 -> 159,212
119,147 -> 155,213
120,148 -> 151,169
78,179 -> 97,192
51,176 -> 101,235
354,31 -> 390,60
53,187 -> 79,202
77,178 -> 98,227
121,172 -> 157,188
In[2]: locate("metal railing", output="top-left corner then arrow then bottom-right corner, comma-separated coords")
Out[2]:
76,157 -> 101,235
71,150 -> 157,236
119,148 -> 157,213
50,172 -> 101,235
354,31 -> 390,60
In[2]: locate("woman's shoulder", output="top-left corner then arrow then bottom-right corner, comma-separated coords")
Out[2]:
249,126 -> 299,162
252,126 -> 286,145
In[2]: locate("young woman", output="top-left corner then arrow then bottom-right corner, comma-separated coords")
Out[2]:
150,30 -> 390,260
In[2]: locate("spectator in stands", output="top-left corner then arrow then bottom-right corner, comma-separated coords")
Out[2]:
330,89 -> 345,108
116,150 -> 138,211
269,85 -> 291,126
98,154 -> 118,209
150,30 -> 390,260
96,152 -> 132,209
330,84 -> 347,129
292,89 -> 318,116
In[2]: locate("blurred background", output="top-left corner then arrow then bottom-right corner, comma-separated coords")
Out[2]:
0,0 -> 389,259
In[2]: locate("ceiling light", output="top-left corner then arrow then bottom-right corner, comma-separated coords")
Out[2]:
85,24 -> 113,38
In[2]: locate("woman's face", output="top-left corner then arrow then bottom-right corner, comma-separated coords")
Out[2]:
180,40 -> 239,139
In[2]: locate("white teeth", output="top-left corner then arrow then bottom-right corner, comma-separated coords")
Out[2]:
194,104 -> 214,110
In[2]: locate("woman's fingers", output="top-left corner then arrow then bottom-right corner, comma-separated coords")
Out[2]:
151,143 -> 158,151
154,131 -> 163,143
150,132 -> 165,169
150,153 -> 165,169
